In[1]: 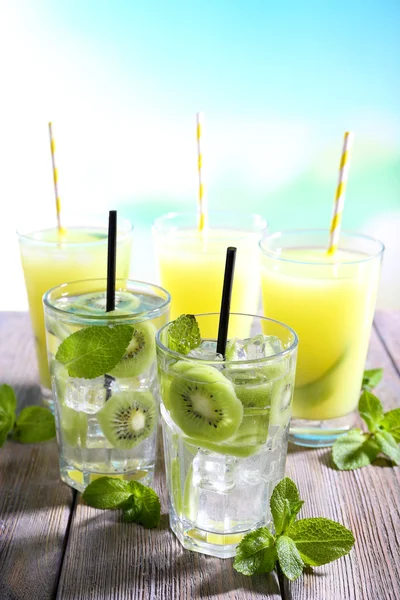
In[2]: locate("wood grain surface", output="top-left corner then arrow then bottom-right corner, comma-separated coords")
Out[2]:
0,312 -> 75,600
1,312 -> 400,600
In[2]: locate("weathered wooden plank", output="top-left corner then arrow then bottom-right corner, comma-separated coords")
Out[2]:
374,311 -> 400,375
284,320 -> 400,600
0,312 -> 75,600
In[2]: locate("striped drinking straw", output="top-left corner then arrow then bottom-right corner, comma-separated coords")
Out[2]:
48,122 -> 65,236
196,112 -> 207,232
327,131 -> 354,255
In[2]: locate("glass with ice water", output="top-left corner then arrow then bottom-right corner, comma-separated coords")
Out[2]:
43,279 -> 170,492
156,313 -> 298,558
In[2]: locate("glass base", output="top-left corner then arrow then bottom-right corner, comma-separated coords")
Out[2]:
40,385 -> 54,412
289,411 -> 357,448
170,512 -> 265,559
60,461 -> 155,493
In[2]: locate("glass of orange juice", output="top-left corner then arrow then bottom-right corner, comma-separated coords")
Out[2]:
260,230 -> 384,447
153,212 -> 267,338
18,214 -> 133,404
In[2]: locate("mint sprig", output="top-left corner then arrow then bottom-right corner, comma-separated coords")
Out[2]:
82,476 -> 161,529
332,369 -> 400,469
362,368 -> 383,392
56,325 -> 133,379
13,406 -> 56,443
233,477 -> 354,582
167,314 -> 201,355
0,385 -> 56,447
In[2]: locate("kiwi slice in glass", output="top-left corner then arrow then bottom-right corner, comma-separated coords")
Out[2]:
70,291 -> 141,315
97,390 -> 156,449
168,364 -> 243,442
109,321 -> 156,379
60,405 -> 87,447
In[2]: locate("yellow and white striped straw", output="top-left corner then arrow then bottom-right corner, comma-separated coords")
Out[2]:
327,131 -> 354,255
196,112 -> 207,232
48,122 -> 65,235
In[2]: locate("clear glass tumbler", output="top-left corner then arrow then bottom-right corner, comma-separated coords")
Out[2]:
260,230 -> 384,447
18,214 -> 133,404
156,313 -> 298,558
43,278 -> 170,492
153,212 -> 267,337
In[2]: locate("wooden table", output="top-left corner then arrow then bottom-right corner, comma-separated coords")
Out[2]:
1,312 -> 399,600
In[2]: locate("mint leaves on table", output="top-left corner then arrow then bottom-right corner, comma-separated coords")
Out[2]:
13,406 -> 56,443
56,325 -> 133,379
362,368 -> 383,392
332,369 -> 400,470
234,477 -> 354,582
82,476 -> 161,529
0,384 -> 17,446
0,384 -> 56,448
167,314 -> 201,355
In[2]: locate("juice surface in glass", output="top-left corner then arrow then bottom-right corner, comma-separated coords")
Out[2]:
156,313 -> 298,558
44,279 -> 170,492
19,221 -> 133,392
260,232 -> 383,429
153,213 -> 267,337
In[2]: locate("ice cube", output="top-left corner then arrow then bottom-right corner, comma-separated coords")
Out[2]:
65,377 -> 107,413
193,449 -> 236,493
241,334 -> 284,360
187,340 -> 224,362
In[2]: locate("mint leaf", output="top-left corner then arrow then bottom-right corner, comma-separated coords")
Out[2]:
362,368 -> 383,392
359,391 -> 384,432
375,431 -> 400,465
168,314 -> 201,355
332,429 -> 380,470
56,325 -> 133,379
276,535 -> 304,581
122,500 -> 142,523
270,477 -> 304,535
0,384 -> 17,416
233,527 -> 277,575
13,406 -> 56,443
0,407 -> 14,447
381,408 -> 400,442
288,518 -> 355,566
82,477 -> 133,509
127,481 -> 161,528
82,478 -> 160,528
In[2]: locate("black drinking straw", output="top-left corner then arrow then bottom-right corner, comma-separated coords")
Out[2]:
106,210 -> 117,312
216,247 -> 237,357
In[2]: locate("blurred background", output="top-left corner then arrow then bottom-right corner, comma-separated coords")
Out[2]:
1,0 -> 399,309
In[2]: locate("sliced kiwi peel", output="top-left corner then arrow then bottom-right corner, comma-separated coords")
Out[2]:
109,321 -> 156,379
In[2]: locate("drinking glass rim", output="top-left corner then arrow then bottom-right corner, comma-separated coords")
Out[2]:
17,214 -> 133,246
156,312 -> 298,366
259,229 -> 385,266
43,278 -> 171,322
152,211 -> 268,234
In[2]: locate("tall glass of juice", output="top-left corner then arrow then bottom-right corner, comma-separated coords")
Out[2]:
18,215 -> 133,403
153,212 -> 267,337
260,230 -> 384,447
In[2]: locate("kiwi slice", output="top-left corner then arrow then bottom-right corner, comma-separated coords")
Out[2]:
160,360 -> 199,410
70,291 -> 141,315
109,321 -> 156,379
187,436 -> 262,458
270,376 -> 294,426
97,390 -> 156,449
59,405 -> 87,447
168,364 -> 243,442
